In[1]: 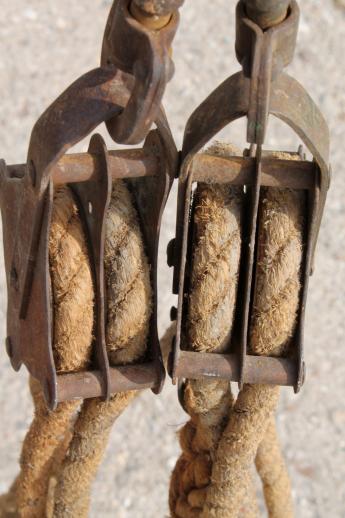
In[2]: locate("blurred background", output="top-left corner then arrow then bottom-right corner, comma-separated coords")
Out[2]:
0,0 -> 344,516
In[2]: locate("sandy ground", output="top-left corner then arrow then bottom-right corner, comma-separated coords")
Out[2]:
0,0 -> 344,517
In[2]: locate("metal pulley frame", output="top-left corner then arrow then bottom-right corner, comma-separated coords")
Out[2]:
0,0 -> 181,409
168,0 -> 330,395
0,0 -> 330,408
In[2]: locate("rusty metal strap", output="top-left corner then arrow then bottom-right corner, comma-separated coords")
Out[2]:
9,0 -> 181,337
236,0 -> 299,144
102,0 -> 179,145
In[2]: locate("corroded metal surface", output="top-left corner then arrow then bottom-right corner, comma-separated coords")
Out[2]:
72,135 -> 113,400
174,350 -> 300,387
57,362 -> 159,402
8,149 -> 159,185
0,122 -> 177,409
101,0 -> 179,144
0,0 -> 179,408
0,0 -> 330,409
0,1 -> 340,514
236,0 -> 300,144
169,0 -> 330,397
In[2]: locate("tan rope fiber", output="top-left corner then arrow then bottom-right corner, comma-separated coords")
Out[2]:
169,143 -> 247,518
45,429 -> 75,518
0,395 -> 74,518
49,188 -> 94,374
202,171 -> 304,517
255,416 -> 293,518
52,322 -> 175,518
0,187 -> 94,518
170,147 -> 302,518
11,379 -> 78,518
53,180 -> 152,517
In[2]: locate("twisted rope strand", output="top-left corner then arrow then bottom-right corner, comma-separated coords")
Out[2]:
53,181 -> 152,517
170,147 -> 302,518
169,143 -> 246,518
202,182 -> 304,517
0,187 -> 94,518
255,416 -> 294,518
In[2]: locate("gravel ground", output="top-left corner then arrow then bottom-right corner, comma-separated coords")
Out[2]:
0,1 -> 344,517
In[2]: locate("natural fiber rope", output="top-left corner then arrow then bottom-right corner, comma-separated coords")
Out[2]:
255,416 -> 293,517
170,146 -> 302,517
0,179 -> 152,518
52,180 -> 152,517
202,168 -> 304,516
169,143 -> 248,518
0,380 -> 76,518
0,146 -> 304,518
0,187 -> 94,518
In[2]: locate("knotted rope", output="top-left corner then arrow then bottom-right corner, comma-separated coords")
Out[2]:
170,146 -> 302,517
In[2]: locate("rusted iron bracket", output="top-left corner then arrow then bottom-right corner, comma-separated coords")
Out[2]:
102,0 -> 179,145
0,0 -> 180,409
72,135 -> 114,400
0,0 -> 330,410
1,121 -> 177,409
169,1 -> 330,397
0,0 -> 181,408
6,0 -> 181,380
236,0 -> 299,144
